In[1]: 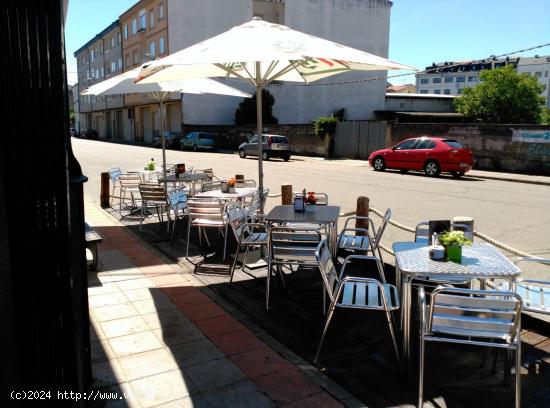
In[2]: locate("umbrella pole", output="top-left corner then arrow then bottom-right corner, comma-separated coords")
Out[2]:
160,99 -> 168,189
256,62 -> 264,214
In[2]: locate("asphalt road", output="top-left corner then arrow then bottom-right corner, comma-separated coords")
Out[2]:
74,138 -> 550,263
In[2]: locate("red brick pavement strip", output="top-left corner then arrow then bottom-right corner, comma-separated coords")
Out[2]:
94,214 -> 343,406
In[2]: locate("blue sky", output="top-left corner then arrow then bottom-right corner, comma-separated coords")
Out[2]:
65,0 -> 550,85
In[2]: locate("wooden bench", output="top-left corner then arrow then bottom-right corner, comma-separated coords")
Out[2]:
85,223 -> 102,271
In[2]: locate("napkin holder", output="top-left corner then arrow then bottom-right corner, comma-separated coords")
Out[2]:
429,245 -> 445,260
294,196 -> 305,212
221,181 -> 229,193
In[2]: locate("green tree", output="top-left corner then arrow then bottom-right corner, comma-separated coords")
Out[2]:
541,107 -> 550,125
454,65 -> 545,123
234,89 -> 278,125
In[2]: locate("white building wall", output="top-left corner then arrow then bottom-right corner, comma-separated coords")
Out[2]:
385,94 -> 455,112
516,57 -> 550,108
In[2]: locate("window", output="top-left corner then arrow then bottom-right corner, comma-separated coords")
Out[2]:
444,77 -> 453,83
444,89 -> 451,95
125,54 -> 130,67
419,89 -> 428,94
159,37 -> 165,54
118,58 -> 122,70
111,61 -> 116,72
100,68 -> 103,78
457,88 -> 463,94
535,71 -> 542,78
131,18 -> 137,35
124,25 -> 128,39
86,69 -> 90,79
456,76 -> 465,82
90,49 -> 94,62
149,41 -> 156,58
98,45 -> 102,55
545,71 -> 548,78
415,139 -> 435,149
139,9 -> 147,30
434,89 -> 441,94
158,3 -> 164,20
95,69 -> 99,78
443,140 -> 463,149
150,10 -> 155,28
395,139 -> 417,150
432,77 -> 441,83
420,78 -> 429,84
118,33 -> 121,44
133,50 -> 138,65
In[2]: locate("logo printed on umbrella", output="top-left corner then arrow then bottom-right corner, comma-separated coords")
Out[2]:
273,40 -> 306,54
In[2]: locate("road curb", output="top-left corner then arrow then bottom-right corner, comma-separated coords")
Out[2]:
467,173 -> 550,186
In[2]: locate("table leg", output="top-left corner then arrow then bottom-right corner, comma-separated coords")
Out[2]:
401,274 -> 413,374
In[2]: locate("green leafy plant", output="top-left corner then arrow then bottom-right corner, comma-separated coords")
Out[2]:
438,230 -> 472,247
454,65 -> 545,123
541,107 -> 550,125
312,115 -> 338,139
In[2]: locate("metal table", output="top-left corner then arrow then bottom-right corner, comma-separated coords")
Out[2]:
195,187 -> 257,200
158,172 -> 209,194
393,241 -> 521,369
265,205 -> 340,256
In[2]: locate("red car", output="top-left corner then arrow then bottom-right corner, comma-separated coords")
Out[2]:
368,137 -> 473,178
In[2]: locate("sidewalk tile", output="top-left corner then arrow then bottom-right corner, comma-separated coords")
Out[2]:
116,277 -> 155,291
149,273 -> 189,286
170,290 -> 213,308
94,303 -> 139,322
88,281 -> 120,296
193,313 -> 246,338
118,348 -> 178,381
124,287 -> 161,302
169,338 -> 224,368
155,396 -> 210,408
91,339 -> 116,363
141,308 -> 190,330
199,380 -> 275,408
132,296 -> 176,314
100,315 -> 150,339
184,357 -> 247,392
153,321 -> 206,346
88,292 -> 128,308
230,347 -> 289,379
182,302 -> 227,322
210,328 -> 266,356
108,331 -> 164,357
129,369 -> 197,408
253,367 -> 323,405
92,358 -> 127,388
280,393 -> 343,408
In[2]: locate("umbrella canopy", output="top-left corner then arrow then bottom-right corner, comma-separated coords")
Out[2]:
81,66 -> 251,181
136,17 -> 415,212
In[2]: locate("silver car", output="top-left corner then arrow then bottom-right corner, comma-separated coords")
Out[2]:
238,134 -> 291,161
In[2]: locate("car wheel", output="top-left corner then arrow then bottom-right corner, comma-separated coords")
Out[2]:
451,171 -> 465,179
372,156 -> 385,171
239,149 -> 246,158
193,144 -> 198,152
262,151 -> 269,161
283,154 -> 291,162
424,160 -> 440,177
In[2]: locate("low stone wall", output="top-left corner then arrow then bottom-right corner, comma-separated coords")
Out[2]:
181,123 -> 326,156
388,123 -> 550,175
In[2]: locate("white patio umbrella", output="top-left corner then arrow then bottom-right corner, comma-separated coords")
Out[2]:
81,66 -> 251,179
136,17 -> 415,212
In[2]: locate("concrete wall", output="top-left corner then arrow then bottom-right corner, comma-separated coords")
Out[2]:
388,123 -> 550,175
385,95 -> 455,112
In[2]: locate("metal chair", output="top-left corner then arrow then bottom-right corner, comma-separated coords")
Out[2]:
415,221 -> 473,244
138,184 -> 169,232
338,208 -> 391,266
314,239 -> 400,365
489,257 -> 550,315
118,173 -> 141,214
167,187 -> 188,242
226,203 -> 268,284
266,226 -> 321,310
417,286 -> 522,408
195,168 -> 218,181
185,197 -> 229,260
201,180 -> 222,192
108,167 -> 122,207
245,188 -> 269,222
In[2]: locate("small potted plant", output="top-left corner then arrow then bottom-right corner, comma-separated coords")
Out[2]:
438,230 -> 472,263
227,177 -> 237,193
306,191 -> 317,205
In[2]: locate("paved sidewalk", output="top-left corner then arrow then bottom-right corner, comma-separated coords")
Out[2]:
85,201 -> 352,408
467,169 -> 550,186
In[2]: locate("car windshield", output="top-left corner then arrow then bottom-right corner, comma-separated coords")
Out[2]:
270,136 -> 288,143
394,139 -> 417,150
443,139 -> 463,148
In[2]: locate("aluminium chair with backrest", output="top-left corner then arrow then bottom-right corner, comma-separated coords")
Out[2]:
117,173 -> 142,214
195,168 -> 218,182
167,187 -> 188,242
314,239 -> 400,365
185,197 -> 229,260
245,188 -> 269,223
138,184 -> 169,232
417,286 -> 522,408
108,167 -> 123,207
266,226 -> 321,310
201,180 -> 222,192
236,179 -> 257,188
226,202 -> 268,284
338,208 -> 392,265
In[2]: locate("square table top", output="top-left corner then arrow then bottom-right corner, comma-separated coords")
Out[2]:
195,187 -> 257,200
393,241 -> 521,278
265,205 -> 340,225
158,172 -> 209,183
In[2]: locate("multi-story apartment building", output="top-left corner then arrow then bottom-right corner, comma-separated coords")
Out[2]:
74,0 -> 394,140
416,55 -> 550,107
74,21 -> 123,138
516,56 -> 550,108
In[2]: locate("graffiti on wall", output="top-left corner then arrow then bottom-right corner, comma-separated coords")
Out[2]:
512,129 -> 550,144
